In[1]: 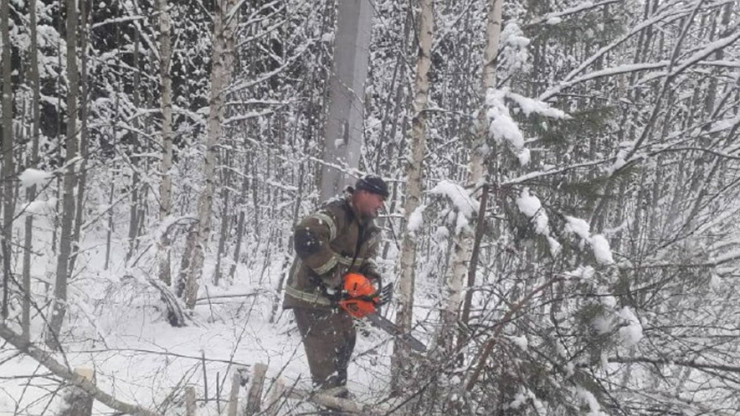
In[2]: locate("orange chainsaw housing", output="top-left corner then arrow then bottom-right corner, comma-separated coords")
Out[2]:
338,273 -> 379,318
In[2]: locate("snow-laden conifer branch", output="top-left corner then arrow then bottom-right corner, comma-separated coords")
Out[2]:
538,3 -> 701,100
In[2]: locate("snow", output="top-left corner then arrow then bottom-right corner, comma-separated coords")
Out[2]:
517,148 -> 531,166
575,386 -> 608,416
429,180 -> 479,221
567,265 -> 595,280
516,188 -> 541,218
618,307 -> 643,347
0,231 -> 404,416
564,216 -> 590,240
407,205 -> 426,235
565,216 -> 615,265
508,335 -> 528,350
590,234 -> 614,265
602,295 -> 617,308
19,168 -> 53,188
507,91 -> 570,119
21,197 -> 57,215
547,236 -> 562,257
486,89 -> 525,149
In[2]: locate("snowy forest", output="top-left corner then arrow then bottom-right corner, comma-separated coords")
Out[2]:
1,0 -> 740,414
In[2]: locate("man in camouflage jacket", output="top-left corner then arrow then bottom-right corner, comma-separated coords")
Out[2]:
283,175 -> 389,392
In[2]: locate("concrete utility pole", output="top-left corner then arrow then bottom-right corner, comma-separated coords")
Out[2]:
319,0 -> 374,200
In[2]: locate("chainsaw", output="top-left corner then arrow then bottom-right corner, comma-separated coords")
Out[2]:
338,273 -> 426,353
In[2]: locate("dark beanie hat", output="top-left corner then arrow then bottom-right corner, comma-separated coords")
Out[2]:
355,175 -> 389,198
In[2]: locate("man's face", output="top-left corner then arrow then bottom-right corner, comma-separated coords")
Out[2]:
354,190 -> 385,218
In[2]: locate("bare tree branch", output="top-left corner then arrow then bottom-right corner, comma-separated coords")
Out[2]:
0,323 -> 161,416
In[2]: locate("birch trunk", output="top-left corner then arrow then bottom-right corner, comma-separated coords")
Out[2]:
157,0 -> 174,285
46,0 -> 80,350
178,0 -> 238,308
126,29 -> 142,262
442,0 -> 502,345
1,0 -> 12,320
22,0 -> 42,341
390,0 -> 433,392
319,0 -> 374,199
213,150 -> 232,286
69,0 -> 89,275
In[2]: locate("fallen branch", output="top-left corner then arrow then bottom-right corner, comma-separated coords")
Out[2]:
0,322 -> 161,416
286,387 -> 385,415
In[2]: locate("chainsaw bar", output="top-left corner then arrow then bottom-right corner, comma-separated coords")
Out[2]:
366,313 -> 427,353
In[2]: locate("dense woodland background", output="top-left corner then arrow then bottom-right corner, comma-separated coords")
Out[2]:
1,0 -> 740,414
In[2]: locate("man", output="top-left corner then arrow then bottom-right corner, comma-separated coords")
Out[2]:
283,175 -> 389,394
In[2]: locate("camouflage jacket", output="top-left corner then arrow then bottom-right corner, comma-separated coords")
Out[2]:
283,193 -> 382,310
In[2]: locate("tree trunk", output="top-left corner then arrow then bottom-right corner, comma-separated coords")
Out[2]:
69,0 -> 90,275
319,0 -> 374,199
214,150 -> 232,286
178,0 -> 239,308
22,0 -> 42,341
391,0 -> 433,393
126,28 -> 142,262
46,0 -> 79,350
228,149 -> 250,283
157,0 -> 175,285
58,368 -> 94,416
441,0 -> 503,348
1,0 -> 13,321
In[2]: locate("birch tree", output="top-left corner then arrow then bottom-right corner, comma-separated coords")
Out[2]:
157,0 -> 174,285
178,0 -> 239,309
21,0 -> 41,341
46,0 -> 80,350
0,0 -> 11,321
391,0 -> 433,391
439,0 -> 503,347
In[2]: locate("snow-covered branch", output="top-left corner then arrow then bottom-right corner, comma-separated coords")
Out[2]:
0,323 -> 161,416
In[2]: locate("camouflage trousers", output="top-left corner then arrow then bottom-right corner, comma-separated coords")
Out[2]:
293,307 -> 356,389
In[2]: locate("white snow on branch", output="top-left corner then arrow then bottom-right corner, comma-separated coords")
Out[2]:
564,216 -> 590,240
487,89 -> 525,150
19,168 -> 53,188
508,335 -> 529,350
618,307 -> 643,347
547,236 -> 562,257
516,189 -> 559,256
517,148 -> 531,166
507,91 -> 570,119
564,216 -> 615,265
590,234 -> 614,265
429,181 -> 478,219
21,198 -> 57,216
501,23 -> 531,73
516,188 -> 541,217
575,387 -> 609,416
430,181 -> 479,234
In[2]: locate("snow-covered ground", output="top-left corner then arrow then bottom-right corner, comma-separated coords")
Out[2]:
0,227 -> 404,415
